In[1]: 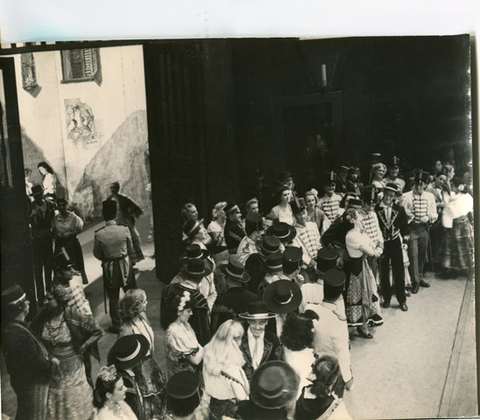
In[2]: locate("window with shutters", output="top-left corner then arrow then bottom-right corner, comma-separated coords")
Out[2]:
61,48 -> 102,84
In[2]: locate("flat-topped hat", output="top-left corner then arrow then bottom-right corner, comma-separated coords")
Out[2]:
53,247 -> 73,270
181,243 -> 208,261
260,236 -> 281,256
250,361 -> 299,409
349,166 -> 360,174
182,219 -> 204,239
102,199 -> 117,214
324,267 -> 346,287
107,334 -> 149,370
283,246 -> 302,266
1,284 -> 27,307
280,171 -> 293,182
324,171 -> 337,183
263,280 -> 302,314
384,182 -> 399,193
361,186 -> 378,204
31,184 -> 44,197
167,371 -> 200,399
346,197 -> 363,209
291,197 -> 307,215
224,203 -> 240,215
220,259 -> 250,283
387,156 -> 401,168
245,213 -> 264,232
186,258 -> 210,279
317,248 -> 339,272
266,222 -> 296,243
239,301 -> 276,320
413,169 -> 429,185
265,252 -> 283,273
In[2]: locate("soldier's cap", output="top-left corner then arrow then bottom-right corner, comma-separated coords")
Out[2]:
324,267 -> 346,287
282,246 -> 302,264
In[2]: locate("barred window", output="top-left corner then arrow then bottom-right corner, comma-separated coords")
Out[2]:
61,48 -> 102,84
21,53 -> 38,92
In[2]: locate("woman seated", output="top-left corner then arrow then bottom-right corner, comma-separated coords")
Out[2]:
162,288 -> 204,378
31,285 -> 104,420
93,365 -> 138,420
118,289 -> 166,419
295,354 -> 352,420
203,319 -> 250,419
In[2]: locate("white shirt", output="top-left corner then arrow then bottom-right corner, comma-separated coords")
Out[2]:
300,282 -> 324,313
236,236 -> 258,266
247,328 -> 264,369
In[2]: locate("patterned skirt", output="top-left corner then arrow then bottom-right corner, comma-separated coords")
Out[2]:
346,257 -> 382,327
128,224 -> 145,264
440,215 -> 474,270
137,355 -> 167,420
47,353 -> 93,420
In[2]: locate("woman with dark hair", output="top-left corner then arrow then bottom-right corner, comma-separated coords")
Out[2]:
344,208 -> 383,339
118,289 -> 166,419
268,185 -> 295,226
53,197 -> 89,284
162,287 -> 204,378
93,365 -> 138,420
37,161 -> 57,201
295,354 -> 352,420
280,313 -> 317,399
439,177 -> 474,279
31,285 -> 103,420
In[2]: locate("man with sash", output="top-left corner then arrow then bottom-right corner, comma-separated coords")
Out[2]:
94,200 -> 136,333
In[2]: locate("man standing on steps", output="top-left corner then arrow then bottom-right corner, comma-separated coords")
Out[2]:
94,200 -> 136,333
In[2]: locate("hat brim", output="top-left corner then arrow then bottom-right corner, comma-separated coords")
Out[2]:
239,311 -> 276,320
107,334 -> 150,370
263,280 -> 302,314
219,265 -> 250,283
250,361 -> 300,409
179,248 -> 209,263
183,257 -> 214,278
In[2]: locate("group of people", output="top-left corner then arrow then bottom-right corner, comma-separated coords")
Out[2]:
2,151 -> 474,420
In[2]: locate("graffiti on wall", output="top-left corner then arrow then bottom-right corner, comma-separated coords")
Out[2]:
65,98 -> 101,148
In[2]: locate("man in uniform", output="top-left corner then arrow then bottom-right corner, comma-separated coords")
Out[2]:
224,203 -> 246,262
309,268 -> 354,391
94,200 -> 135,333
293,198 -> 321,273
318,172 -> 344,222
237,213 -> 264,266
401,170 -> 437,294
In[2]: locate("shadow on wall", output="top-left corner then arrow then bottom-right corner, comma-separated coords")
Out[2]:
73,110 -> 151,221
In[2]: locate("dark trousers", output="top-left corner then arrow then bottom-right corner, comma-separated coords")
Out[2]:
408,224 -> 428,285
32,238 -> 53,304
381,237 -> 406,304
106,273 -> 137,328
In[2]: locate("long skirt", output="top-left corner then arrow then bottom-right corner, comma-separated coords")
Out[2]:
137,355 -> 167,420
12,379 -> 49,420
47,353 -> 93,420
128,223 -> 145,264
440,215 -> 474,270
346,256 -> 382,327
55,236 -> 89,284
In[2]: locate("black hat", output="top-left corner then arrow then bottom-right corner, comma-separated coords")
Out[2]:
348,166 -> 360,174
265,252 -> 283,273
263,280 -> 302,314
56,197 -> 68,206
53,248 -> 73,271
384,182 -> 399,193
346,197 -> 363,209
225,203 -> 240,215
280,171 -> 293,182
31,184 -> 44,197
291,198 -> 307,215
220,259 -> 250,283
102,200 -> 117,219
166,371 -> 200,399
413,170 -> 429,185
361,186 -> 378,204
182,219 -> 204,239
324,171 -> 337,184
186,258 -> 210,279
324,268 -> 346,287
339,165 -> 350,172
317,248 -> 339,272
181,243 -> 209,261
260,236 -> 282,256
387,156 -> 401,168
245,213 -> 264,233
107,334 -> 149,370
239,301 -> 276,320
282,246 -> 302,266
266,222 -> 296,243
250,361 -> 299,409
1,285 -> 27,307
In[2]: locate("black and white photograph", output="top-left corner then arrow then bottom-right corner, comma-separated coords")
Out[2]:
0,33 -> 477,420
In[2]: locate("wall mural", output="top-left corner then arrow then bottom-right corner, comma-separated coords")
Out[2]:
65,98 -> 101,148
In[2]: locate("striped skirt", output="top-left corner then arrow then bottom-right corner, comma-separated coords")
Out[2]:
440,215 -> 474,270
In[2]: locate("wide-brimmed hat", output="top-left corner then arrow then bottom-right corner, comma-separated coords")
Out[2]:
180,243 -> 209,261
220,259 -> 250,283
1,284 -> 27,307
167,371 -> 200,399
266,222 -> 296,243
239,301 -> 276,320
53,248 -> 73,271
250,361 -> 299,409
265,252 -> 283,273
107,334 -> 149,370
185,258 -> 210,279
263,280 -> 302,314
182,219 -> 204,239
259,236 -> 281,256
31,184 -> 44,197
317,248 -> 338,273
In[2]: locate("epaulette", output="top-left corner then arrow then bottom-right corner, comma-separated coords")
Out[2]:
95,226 -> 106,233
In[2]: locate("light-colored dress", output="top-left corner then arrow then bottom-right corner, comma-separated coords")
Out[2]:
41,313 -> 93,420
93,400 -> 138,420
42,172 -> 56,197
283,347 -> 316,399
165,321 -> 201,379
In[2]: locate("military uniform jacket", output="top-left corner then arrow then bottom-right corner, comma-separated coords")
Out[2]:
375,202 -> 409,242
93,221 -> 132,260
224,220 -> 246,253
